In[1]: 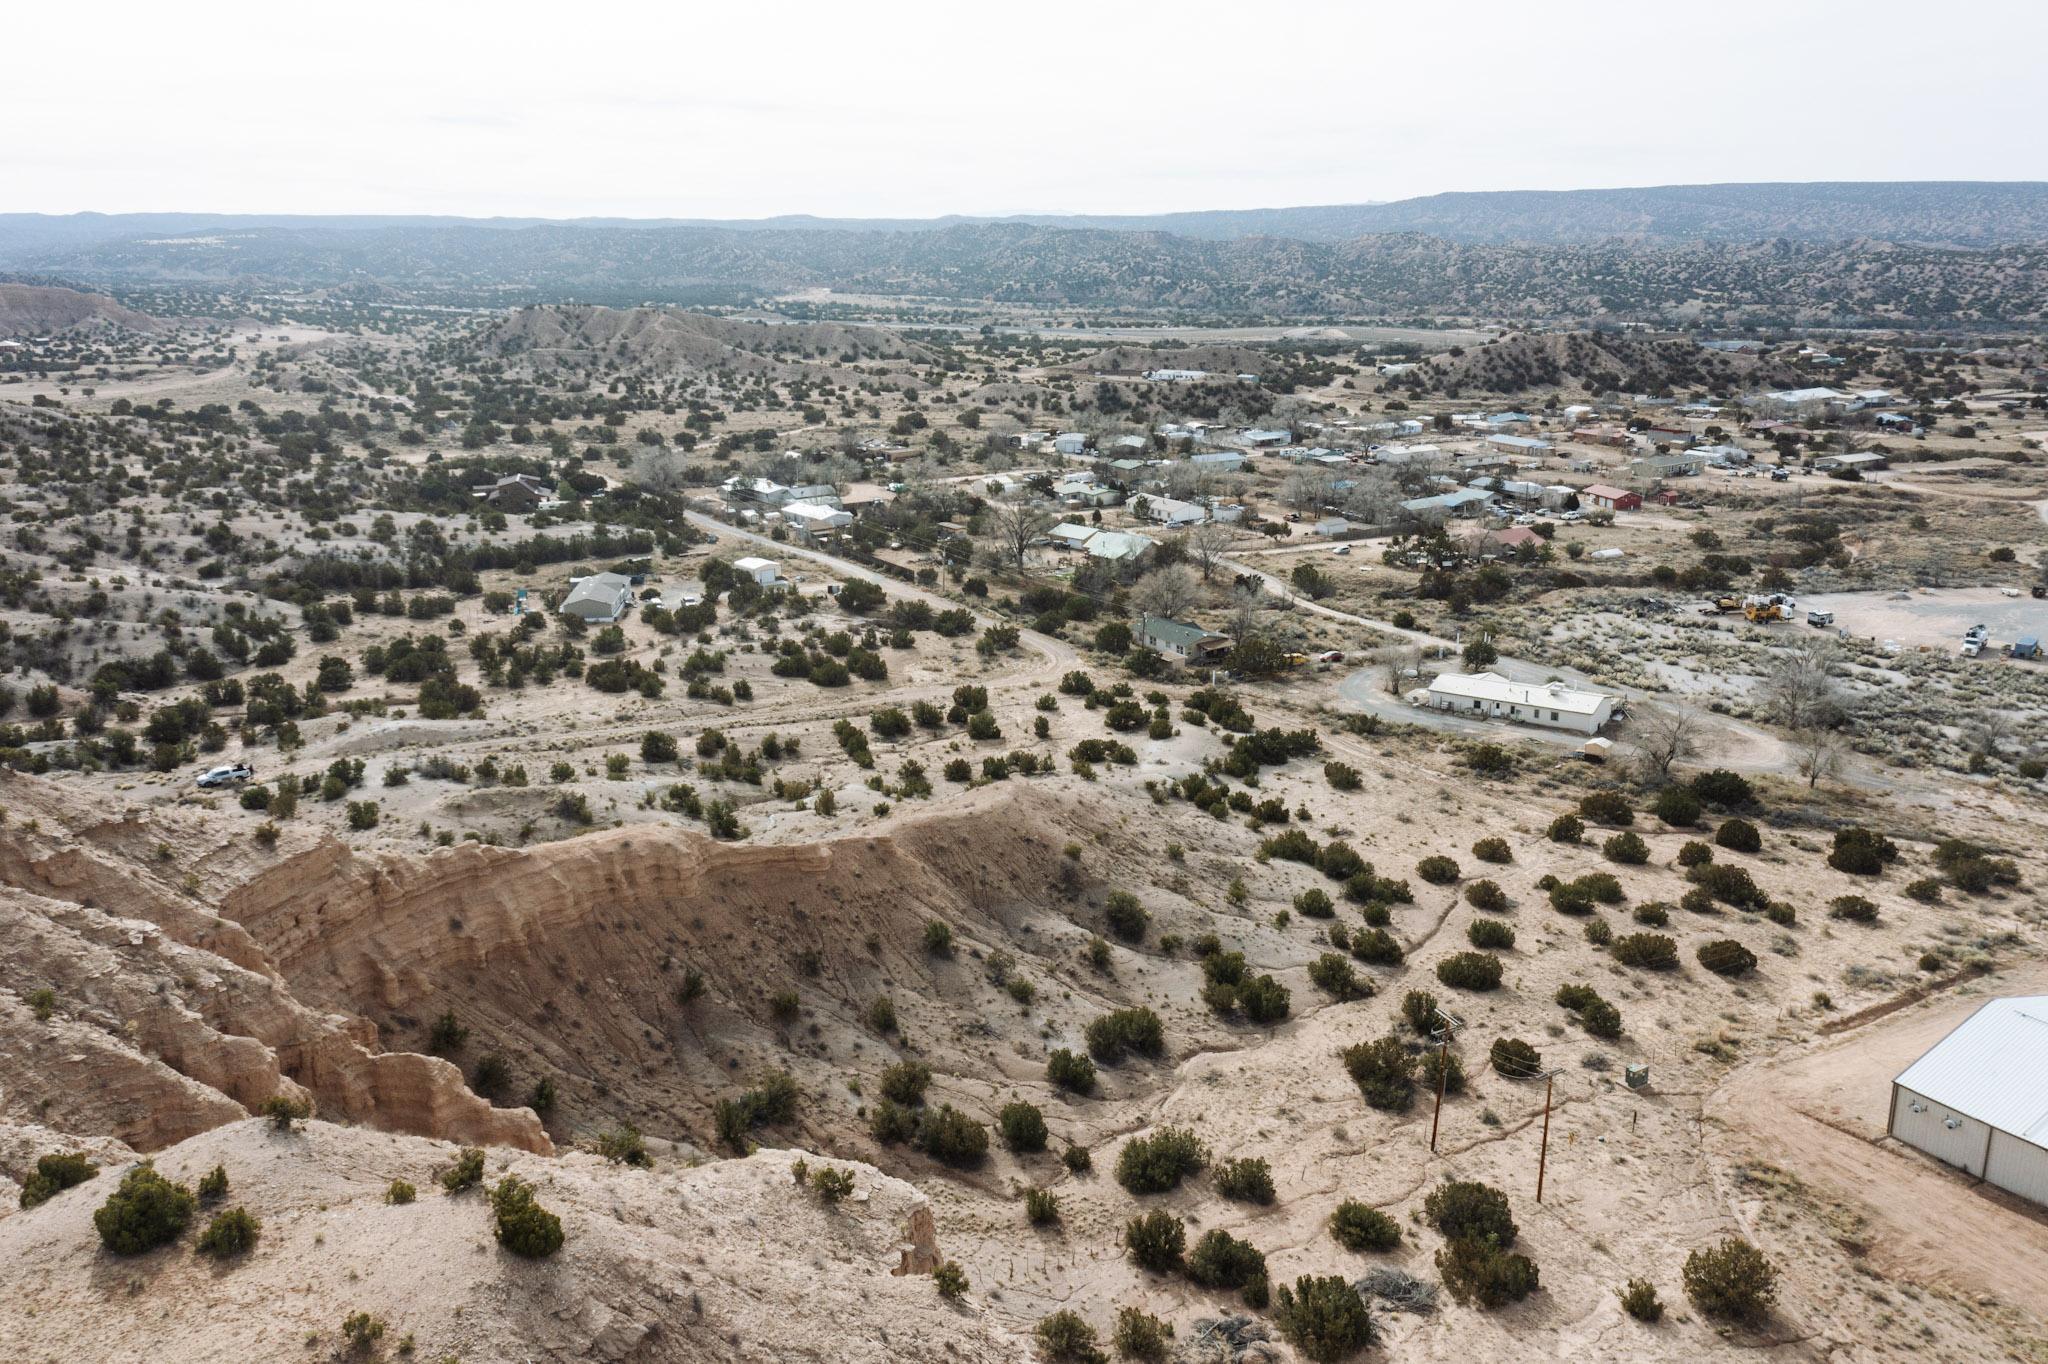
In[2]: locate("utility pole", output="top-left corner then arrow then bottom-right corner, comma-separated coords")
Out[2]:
1428,1009 -> 1462,1154
1536,1071 -> 1556,1202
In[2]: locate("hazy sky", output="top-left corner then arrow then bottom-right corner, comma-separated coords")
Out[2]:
9,0 -> 2046,219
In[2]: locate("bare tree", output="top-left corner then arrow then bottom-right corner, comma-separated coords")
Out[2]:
1794,726 -> 1846,790
1379,644 -> 1424,696
1226,585 -> 1271,651
1132,564 -> 1200,623
1759,639 -> 1847,730
630,446 -> 688,497
1185,521 -> 1235,582
984,501 -> 1056,575
1632,706 -> 1699,781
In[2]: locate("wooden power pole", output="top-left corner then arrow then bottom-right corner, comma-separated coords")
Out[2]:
1428,1009 -> 1461,1153
1536,1072 -> 1556,1202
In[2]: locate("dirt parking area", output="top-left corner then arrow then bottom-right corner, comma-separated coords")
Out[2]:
1710,962 -> 2048,1329
1799,587 -> 2046,652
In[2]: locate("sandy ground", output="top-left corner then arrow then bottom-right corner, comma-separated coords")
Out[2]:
1798,587 -> 2045,653
1711,962 -> 2048,1337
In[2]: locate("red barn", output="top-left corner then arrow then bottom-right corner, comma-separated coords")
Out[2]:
1580,484 -> 1641,512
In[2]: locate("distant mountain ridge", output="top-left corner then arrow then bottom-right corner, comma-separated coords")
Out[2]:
5,181 -> 2048,255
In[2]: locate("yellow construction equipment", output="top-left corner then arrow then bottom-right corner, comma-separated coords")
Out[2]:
1709,596 -> 1743,614
1742,592 -> 1796,623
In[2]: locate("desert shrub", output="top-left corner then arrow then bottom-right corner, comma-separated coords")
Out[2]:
440,1147 -> 485,1193
1215,1156 -> 1276,1204
1416,855 -> 1460,885
1400,989 -> 1438,1033
933,1259 -> 969,1300
386,1179 -> 416,1205
195,1206 -> 261,1258
1309,952 -> 1367,1001
1471,836 -> 1512,864
1603,831 -> 1650,865
1682,1237 -> 1778,1325
1025,1187 -> 1061,1226
1294,887 -> 1335,919
1617,1277 -> 1664,1322
93,1163 -> 197,1254
1123,1210 -> 1187,1271
868,1098 -> 918,1145
1548,882 -> 1593,916
1036,1310 -> 1105,1363
1691,769 -> 1755,808
1903,877 -> 1943,904
1715,818 -> 1762,853
1489,1037 -> 1541,1076
1426,1179 -> 1517,1245
880,1060 -> 932,1106
1436,1235 -> 1540,1308
1103,891 -> 1148,942
1652,787 -> 1701,827
1546,813 -> 1584,843
593,1123 -> 650,1168
1557,984 -> 1622,1038
1696,938 -> 1758,977
1048,1048 -> 1098,1095
1261,827 -> 1319,863
1237,975 -> 1290,1024
1580,997 -> 1624,1039
1187,1227 -> 1268,1295
1930,838 -> 2020,893
490,1175 -> 564,1258
1116,1126 -> 1208,1194
918,1106 -> 990,1167
1765,901 -> 1797,926
1342,1036 -> 1416,1111
1358,901 -> 1392,927
1467,918 -> 1516,950
923,919 -> 954,954
1676,843 -> 1714,871
1419,1046 -> 1466,1095
1324,761 -> 1362,791
1329,1200 -> 1402,1252
1435,952 -> 1502,991
1464,878 -> 1508,911
1086,1007 -> 1165,1064
999,1101 -> 1049,1153
1316,841 -> 1368,882
1688,861 -> 1767,910
262,1093 -> 313,1131
1680,887 -> 1716,915
1575,871 -> 1626,904
1632,902 -> 1671,927
1112,1307 -> 1174,1362
1828,826 -> 1898,875
197,1165 -> 229,1202
1272,1274 -> 1378,1363
341,1313 -> 385,1355
1584,917 -> 1613,947
18,1152 -> 96,1209
1829,895 -> 1880,923
1349,927 -> 1404,966
1611,933 -> 1679,970
1578,792 -> 1633,826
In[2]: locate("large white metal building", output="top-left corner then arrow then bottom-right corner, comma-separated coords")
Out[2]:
1888,995 -> 2048,1207
1421,671 -> 1616,735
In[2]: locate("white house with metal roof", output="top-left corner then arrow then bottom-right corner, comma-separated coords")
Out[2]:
1423,672 -> 1616,734
1889,995 -> 2048,1207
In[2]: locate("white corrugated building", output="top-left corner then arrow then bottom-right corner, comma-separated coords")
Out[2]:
1888,995 -> 2048,1207
1423,672 -> 1616,734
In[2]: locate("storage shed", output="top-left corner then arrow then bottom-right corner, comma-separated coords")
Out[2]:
1888,995 -> 2048,1207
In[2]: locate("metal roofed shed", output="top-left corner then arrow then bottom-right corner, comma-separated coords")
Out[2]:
1888,995 -> 2048,1206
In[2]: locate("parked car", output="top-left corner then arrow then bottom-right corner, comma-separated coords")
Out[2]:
1314,650 -> 1344,663
196,763 -> 254,789
1559,509 -> 1585,523
1332,544 -> 1351,556
1512,514 -> 1538,526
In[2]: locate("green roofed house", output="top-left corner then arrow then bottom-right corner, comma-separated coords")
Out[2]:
1138,615 -> 1231,663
